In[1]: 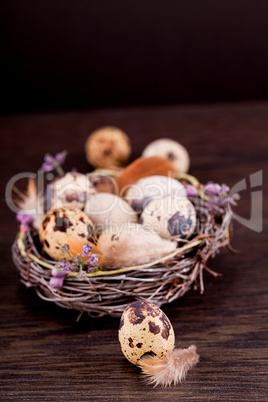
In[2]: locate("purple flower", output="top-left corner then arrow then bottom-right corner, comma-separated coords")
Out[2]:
54,261 -> 71,275
204,183 -> 222,195
82,243 -> 92,257
51,267 -> 68,278
44,155 -> 55,164
41,151 -> 67,173
86,266 -> 95,273
49,277 -> 64,288
16,210 -> 33,225
186,185 -> 198,197
72,255 -> 81,265
61,243 -> 70,253
88,253 -> 98,266
220,184 -> 230,194
55,152 -> 66,163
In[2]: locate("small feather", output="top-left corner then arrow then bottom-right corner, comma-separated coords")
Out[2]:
139,345 -> 199,387
15,178 -> 44,231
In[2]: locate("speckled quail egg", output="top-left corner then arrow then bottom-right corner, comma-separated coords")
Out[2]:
84,193 -> 138,234
118,300 -> 175,365
46,172 -> 96,211
85,126 -> 131,168
140,195 -> 196,240
124,175 -> 187,213
97,223 -> 177,267
142,138 -> 190,173
39,207 -> 94,261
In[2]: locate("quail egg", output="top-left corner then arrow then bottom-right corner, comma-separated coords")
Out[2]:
46,172 -> 96,211
140,195 -> 196,239
84,193 -> 138,234
85,126 -> 131,168
118,300 -> 175,365
142,138 -> 190,173
124,175 -> 187,213
39,207 -> 94,261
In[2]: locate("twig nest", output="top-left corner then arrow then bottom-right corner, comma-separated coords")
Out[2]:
119,301 -> 175,365
84,193 -> 138,234
39,207 -> 94,261
85,126 -> 131,168
97,223 -> 177,267
142,138 -> 190,173
119,301 -> 199,387
140,195 -> 196,240
124,175 -> 187,213
46,172 -> 96,211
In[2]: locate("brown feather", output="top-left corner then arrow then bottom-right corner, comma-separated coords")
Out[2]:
139,345 -> 199,387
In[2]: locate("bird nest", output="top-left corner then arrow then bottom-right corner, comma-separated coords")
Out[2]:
12,173 -> 235,319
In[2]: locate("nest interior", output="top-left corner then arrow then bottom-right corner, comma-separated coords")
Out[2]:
12,190 -> 233,318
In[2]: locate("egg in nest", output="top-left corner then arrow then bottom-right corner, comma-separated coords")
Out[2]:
142,138 -> 190,173
140,195 -> 196,240
46,172 -> 96,211
124,175 -> 187,213
84,193 -> 138,234
39,207 -> 95,261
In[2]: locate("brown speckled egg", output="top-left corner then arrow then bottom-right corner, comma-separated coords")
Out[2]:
39,207 -> 94,261
140,195 -> 196,240
142,138 -> 190,173
85,126 -> 131,168
47,172 -> 96,211
118,300 -> 175,365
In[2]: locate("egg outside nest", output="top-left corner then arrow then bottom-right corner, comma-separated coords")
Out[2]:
118,300 -> 199,387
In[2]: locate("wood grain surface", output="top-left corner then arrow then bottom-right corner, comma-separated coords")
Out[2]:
0,102 -> 267,401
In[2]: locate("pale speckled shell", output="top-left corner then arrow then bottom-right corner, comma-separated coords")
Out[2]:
125,175 -> 187,213
140,195 -> 196,240
118,300 -> 175,365
47,172 -> 96,211
142,138 -> 190,173
84,193 -> 138,234
39,207 -> 94,261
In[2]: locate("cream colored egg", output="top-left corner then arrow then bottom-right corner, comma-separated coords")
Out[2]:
84,193 -> 138,234
46,172 -> 96,211
39,207 -> 94,261
124,175 -> 187,213
142,138 -> 190,173
97,223 -> 177,267
141,195 -> 196,240
119,300 -> 175,365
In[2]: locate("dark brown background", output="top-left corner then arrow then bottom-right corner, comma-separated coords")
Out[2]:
1,2 -> 268,399
0,102 -> 267,400
1,0 -> 268,114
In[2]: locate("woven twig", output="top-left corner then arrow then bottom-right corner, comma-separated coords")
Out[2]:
12,188 -> 233,318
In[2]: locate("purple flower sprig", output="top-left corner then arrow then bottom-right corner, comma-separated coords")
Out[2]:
49,243 -> 99,289
41,150 -> 67,177
203,182 -> 240,215
16,210 -> 34,233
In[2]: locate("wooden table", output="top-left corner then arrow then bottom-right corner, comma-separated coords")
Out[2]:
1,102 -> 267,401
